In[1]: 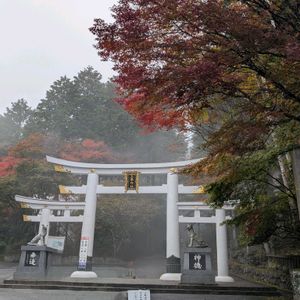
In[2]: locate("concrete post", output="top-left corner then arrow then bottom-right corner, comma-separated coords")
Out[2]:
160,171 -> 180,280
215,208 -> 234,282
232,225 -> 238,249
71,172 -> 98,278
231,211 -> 238,249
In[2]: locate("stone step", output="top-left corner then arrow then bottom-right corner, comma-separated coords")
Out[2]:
1,279 -> 281,296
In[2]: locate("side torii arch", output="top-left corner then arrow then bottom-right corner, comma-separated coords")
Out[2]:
15,195 -> 85,245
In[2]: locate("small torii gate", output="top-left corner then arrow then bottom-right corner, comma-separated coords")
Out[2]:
46,155 -> 203,279
16,195 -> 85,245
177,202 -> 235,282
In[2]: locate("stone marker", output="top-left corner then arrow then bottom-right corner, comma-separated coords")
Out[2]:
181,247 -> 215,284
13,245 -> 59,280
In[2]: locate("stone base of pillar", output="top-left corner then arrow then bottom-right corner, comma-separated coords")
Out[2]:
160,273 -> 181,281
215,275 -> 234,282
166,255 -> 181,273
70,271 -> 98,278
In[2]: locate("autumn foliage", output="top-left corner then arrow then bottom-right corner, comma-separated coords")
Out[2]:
0,134 -> 114,177
91,0 -> 300,245
0,133 -> 45,176
0,156 -> 21,177
8,133 -> 48,159
90,0 -> 300,184
60,139 -> 114,163
91,0 -> 300,132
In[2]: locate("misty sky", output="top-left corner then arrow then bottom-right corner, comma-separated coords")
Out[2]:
0,0 -> 118,114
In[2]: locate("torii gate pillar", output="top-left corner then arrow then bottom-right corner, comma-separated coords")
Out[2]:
160,171 -> 181,280
71,172 -> 98,278
215,208 -> 234,282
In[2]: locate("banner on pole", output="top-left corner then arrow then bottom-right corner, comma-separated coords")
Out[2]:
78,238 -> 89,270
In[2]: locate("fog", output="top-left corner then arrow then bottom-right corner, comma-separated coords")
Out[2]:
0,0 -> 214,280
0,0 -> 118,113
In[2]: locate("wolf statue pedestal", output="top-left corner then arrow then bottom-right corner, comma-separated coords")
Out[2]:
13,245 -> 59,280
180,225 -> 215,284
181,247 -> 215,284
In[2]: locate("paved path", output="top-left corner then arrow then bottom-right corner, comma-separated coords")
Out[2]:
0,263 -> 15,283
0,262 -> 290,299
0,264 -> 265,288
0,289 -> 287,300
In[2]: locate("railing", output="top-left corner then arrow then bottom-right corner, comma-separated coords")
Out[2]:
267,255 -> 300,270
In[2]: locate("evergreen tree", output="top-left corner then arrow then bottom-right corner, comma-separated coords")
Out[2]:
25,67 -> 186,161
0,99 -> 33,146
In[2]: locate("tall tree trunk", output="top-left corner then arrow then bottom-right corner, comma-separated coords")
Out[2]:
292,149 -> 300,220
278,155 -> 289,189
278,155 -> 298,216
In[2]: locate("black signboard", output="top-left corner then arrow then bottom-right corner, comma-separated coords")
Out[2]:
25,251 -> 40,267
189,252 -> 206,270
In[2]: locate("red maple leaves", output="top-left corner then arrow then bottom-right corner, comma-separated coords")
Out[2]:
60,139 -> 114,163
0,134 -> 114,177
0,156 -> 21,177
90,0 -> 300,131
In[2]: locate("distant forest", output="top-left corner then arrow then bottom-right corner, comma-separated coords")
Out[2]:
0,66 -> 188,258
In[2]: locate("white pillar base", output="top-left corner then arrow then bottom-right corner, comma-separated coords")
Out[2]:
160,273 -> 181,281
70,271 -> 98,278
215,275 -> 234,283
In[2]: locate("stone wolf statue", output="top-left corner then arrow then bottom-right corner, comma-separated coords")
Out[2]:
28,224 -> 47,246
186,224 -> 208,248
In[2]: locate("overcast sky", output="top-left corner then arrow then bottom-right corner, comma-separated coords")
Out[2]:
0,0 -> 118,114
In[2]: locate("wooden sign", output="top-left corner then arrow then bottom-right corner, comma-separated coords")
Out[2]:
123,171 -> 140,193
128,290 -> 150,300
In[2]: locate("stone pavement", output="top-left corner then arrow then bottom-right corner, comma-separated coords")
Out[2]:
0,289 -> 288,300
0,263 -> 271,288
0,261 -> 291,300
0,262 -> 15,283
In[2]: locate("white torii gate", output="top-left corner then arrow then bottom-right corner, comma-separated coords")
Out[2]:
16,197 -> 236,282
177,202 -> 235,282
15,195 -> 85,245
45,156 -> 235,282
46,155 -> 203,279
